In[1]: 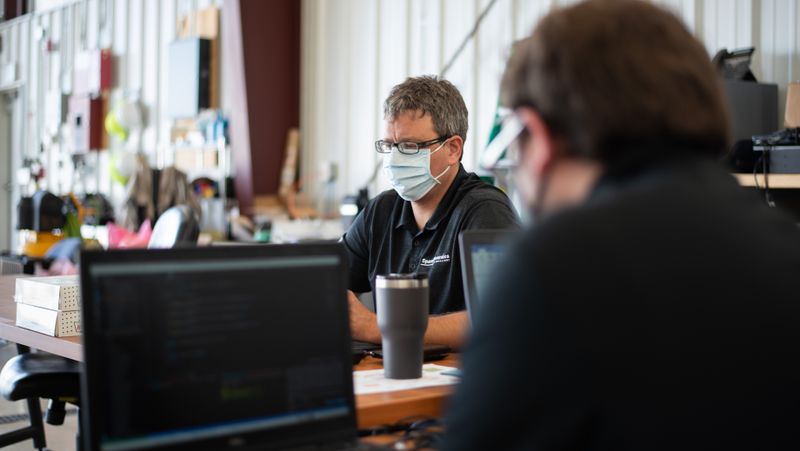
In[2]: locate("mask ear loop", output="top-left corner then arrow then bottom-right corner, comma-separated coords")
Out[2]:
429,138 -> 454,183
429,139 -> 448,156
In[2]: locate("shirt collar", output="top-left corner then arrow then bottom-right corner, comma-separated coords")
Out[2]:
588,154 -> 713,202
396,200 -> 417,232
394,164 -> 469,233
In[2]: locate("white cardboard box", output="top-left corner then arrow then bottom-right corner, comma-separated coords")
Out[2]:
15,303 -> 82,337
14,276 -> 80,311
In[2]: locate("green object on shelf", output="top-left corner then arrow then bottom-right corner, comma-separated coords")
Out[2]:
63,211 -> 82,239
486,100 -> 505,151
254,226 -> 271,243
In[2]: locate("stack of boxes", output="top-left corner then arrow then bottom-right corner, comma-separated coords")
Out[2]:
14,276 -> 82,337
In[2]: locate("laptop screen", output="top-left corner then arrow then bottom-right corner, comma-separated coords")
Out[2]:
469,243 -> 507,309
80,244 -> 356,451
459,230 -> 515,325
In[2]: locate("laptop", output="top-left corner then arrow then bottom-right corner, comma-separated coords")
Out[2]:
80,243 -> 383,451
458,230 -> 516,325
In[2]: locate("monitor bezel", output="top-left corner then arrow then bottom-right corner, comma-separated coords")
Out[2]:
79,243 -> 357,451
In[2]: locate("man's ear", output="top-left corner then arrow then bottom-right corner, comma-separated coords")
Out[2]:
446,135 -> 464,164
517,108 -> 556,177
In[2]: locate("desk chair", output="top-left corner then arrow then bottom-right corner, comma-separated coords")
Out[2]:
0,351 -> 79,450
0,205 -> 200,450
0,262 -> 67,451
147,205 -> 201,249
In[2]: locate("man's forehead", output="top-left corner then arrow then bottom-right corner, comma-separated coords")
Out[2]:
385,110 -> 435,138
389,108 -> 428,121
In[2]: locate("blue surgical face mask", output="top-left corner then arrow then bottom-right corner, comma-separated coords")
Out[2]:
383,141 -> 452,202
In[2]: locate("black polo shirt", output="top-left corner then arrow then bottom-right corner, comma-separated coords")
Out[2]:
342,165 -> 520,314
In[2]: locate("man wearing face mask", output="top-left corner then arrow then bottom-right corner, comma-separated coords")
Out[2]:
342,76 -> 519,349
442,0 -> 800,449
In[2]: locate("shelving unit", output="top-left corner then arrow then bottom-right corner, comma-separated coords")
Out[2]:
0,81 -> 23,93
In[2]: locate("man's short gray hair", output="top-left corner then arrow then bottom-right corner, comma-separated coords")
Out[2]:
383,76 -> 468,143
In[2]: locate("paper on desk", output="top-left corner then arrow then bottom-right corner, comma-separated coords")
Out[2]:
353,364 -> 460,395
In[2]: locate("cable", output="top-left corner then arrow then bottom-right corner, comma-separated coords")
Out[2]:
753,152 -> 762,190
357,415 -> 439,438
389,417 -> 444,451
753,146 -> 775,208
439,0 -> 501,78
763,145 -> 775,207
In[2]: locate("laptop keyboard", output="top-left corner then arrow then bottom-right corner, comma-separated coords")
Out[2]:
352,340 -> 381,364
280,440 -> 388,450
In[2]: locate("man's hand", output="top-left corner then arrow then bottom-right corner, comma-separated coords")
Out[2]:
347,290 -> 381,343
427,311 -> 468,350
347,291 -> 469,349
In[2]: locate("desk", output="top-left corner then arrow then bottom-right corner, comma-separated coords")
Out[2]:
0,276 -> 456,428
733,172 -> 800,188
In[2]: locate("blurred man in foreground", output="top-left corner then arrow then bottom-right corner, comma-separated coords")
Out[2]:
443,1 -> 800,449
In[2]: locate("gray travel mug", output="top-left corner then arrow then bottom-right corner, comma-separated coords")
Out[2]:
375,274 -> 429,379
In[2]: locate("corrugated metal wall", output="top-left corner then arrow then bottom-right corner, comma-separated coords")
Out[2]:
0,0 -> 222,249
301,0 -> 800,198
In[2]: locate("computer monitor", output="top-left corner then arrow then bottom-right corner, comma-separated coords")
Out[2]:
723,80 -> 778,141
80,243 -> 357,451
458,230 -> 516,325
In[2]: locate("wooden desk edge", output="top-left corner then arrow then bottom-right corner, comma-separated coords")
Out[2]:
0,321 -> 83,361
356,385 -> 453,428
733,172 -> 800,188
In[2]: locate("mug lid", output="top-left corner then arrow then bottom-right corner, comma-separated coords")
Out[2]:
376,273 -> 428,289
376,273 -> 428,281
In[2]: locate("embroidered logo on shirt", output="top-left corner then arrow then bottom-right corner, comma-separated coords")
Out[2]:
420,254 -> 451,267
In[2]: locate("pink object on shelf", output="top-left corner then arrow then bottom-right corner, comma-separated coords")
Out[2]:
107,220 -> 152,249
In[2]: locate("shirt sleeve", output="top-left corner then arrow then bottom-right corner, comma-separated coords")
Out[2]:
462,198 -> 521,231
341,206 -> 373,293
